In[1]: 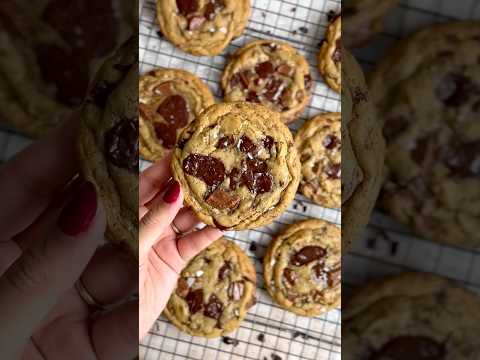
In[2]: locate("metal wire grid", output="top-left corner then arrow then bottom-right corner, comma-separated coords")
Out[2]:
344,0 -> 480,297
139,0 -> 341,359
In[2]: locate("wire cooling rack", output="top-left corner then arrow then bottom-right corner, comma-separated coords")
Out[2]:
139,0 -> 341,359
344,0 -> 480,298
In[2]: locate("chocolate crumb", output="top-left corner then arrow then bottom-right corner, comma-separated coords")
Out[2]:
299,26 -> 308,34
156,31 -> 163,38
293,331 -> 309,340
291,30 -> 298,35
327,10 -> 337,22
271,354 -> 282,360
249,242 -> 258,252
257,333 -> 265,342
261,12 -> 266,18
291,7 -> 296,12
222,337 -> 240,346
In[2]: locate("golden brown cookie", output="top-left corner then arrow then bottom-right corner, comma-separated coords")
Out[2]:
221,40 -> 313,124
139,68 -> 215,162
263,219 -> 341,317
318,15 -> 341,93
163,238 -> 256,337
171,102 -> 300,230
295,113 -> 341,208
156,0 -> 251,56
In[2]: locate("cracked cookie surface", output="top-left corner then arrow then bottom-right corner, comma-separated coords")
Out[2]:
164,238 -> 256,337
157,0 -> 250,56
139,68 -> 214,161
263,219 -> 341,317
370,21 -> 480,249
318,15 -> 341,93
295,112 -> 341,209
171,102 -> 300,230
344,273 -> 480,360
78,38 -> 138,258
221,40 -> 313,124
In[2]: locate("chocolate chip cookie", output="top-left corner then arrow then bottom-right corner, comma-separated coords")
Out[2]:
164,238 -> 256,337
343,0 -> 398,47
263,219 -> 341,317
78,37 -> 138,258
0,0 -> 135,138
344,272 -> 480,359
157,0 -> 251,56
318,15 -> 341,93
139,68 -> 215,162
370,21 -> 480,248
342,50 -> 385,250
221,40 -> 313,124
171,102 -> 300,230
295,113 -> 341,209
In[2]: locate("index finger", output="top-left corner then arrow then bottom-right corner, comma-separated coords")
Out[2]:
139,152 -> 173,206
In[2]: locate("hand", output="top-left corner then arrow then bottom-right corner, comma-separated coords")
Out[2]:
0,117 -> 137,359
139,154 -> 223,340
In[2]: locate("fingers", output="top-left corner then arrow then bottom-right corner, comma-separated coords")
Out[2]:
171,207 -> 200,235
139,153 -> 173,206
0,115 -> 80,240
0,181 -> 105,357
91,300 -> 138,360
176,227 -> 224,264
79,244 -> 137,306
139,180 -> 183,265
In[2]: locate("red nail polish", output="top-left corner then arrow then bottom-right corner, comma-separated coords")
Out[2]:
58,181 -> 98,236
163,180 -> 180,204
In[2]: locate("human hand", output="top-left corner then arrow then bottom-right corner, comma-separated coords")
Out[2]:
139,154 -> 223,340
0,117 -> 137,359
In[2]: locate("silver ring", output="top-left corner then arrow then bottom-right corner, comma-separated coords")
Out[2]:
170,220 -> 183,236
75,277 -> 103,309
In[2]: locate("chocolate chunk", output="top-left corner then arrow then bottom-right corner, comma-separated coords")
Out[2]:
264,79 -> 284,102
183,154 -> 226,187
222,337 -> 240,346
176,278 -> 190,298
104,118 -> 139,172
245,158 -> 268,173
276,64 -> 293,77
216,136 -> 235,149
325,163 -> 341,179
300,154 -> 311,162
204,294 -> 224,320
263,136 -> 275,150
91,81 -> 116,108
238,135 -> 257,153
304,74 -> 313,91
255,61 -> 275,78
204,2 -> 216,20
291,246 -> 326,266
186,289 -> 204,314
327,268 -> 341,287
240,169 -> 255,191
157,95 -> 189,127
218,261 -> 232,281
188,16 -> 206,30
206,188 -> 241,209
332,39 -> 342,62
153,82 -> 173,95
371,336 -> 446,360
228,281 -> 245,301
283,268 -> 297,285
441,141 -> 480,177
312,263 -> 325,282
176,0 -> 198,16
323,134 -> 340,149
154,122 -> 177,149
238,70 -> 252,89
255,173 -> 273,194
435,73 -> 480,107
246,91 -> 260,103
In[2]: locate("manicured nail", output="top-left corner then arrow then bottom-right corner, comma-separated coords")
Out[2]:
58,181 -> 98,236
163,180 -> 181,204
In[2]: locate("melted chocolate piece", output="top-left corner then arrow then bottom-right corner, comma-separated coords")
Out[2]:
264,79 -> 284,102
104,118 -> 139,172
216,136 -> 235,149
435,73 -> 480,107
255,173 -> 273,194
263,136 -> 275,150
276,64 -> 292,76
218,261 -> 232,281
204,294 -> 224,320
157,95 -> 189,127
246,91 -> 260,103
245,158 -> 268,173
440,141 -> 480,177
176,0 -> 198,16
186,289 -> 204,314
91,81 -> 116,108
290,246 -> 326,266
325,163 -> 341,179
327,268 -> 341,287
238,71 -> 252,89
206,188 -> 241,209
176,278 -> 190,298
323,134 -> 340,149
154,122 -> 177,149
238,135 -> 257,153
183,154 -> 226,187
228,281 -> 245,301
283,268 -> 297,285
204,2 -> 216,20
371,336 -> 446,360
255,61 -> 275,79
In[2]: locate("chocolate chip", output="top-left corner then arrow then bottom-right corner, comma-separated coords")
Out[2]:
157,95 -> 189,127
263,136 -> 275,150
323,134 -> 340,149
240,169 -> 255,191
222,337 -> 240,346
255,61 -> 275,78
276,64 -> 292,77
206,188 -> 241,209
204,2 -> 216,20
188,16 -> 206,30
216,136 -> 235,149
204,294 -> 224,320
327,267 -> 341,287
176,0 -> 198,16
332,39 -> 342,62
228,281 -> 245,301
246,91 -> 261,103
264,79 -> 284,102
218,261 -> 232,281
186,289 -> 204,314
283,268 -> 297,285
104,118 -> 139,172
154,122 -> 177,149
291,246 -> 326,266
325,163 -> 341,179
435,73 -> 480,107
304,74 -> 313,91
176,278 -> 190,298
91,81 -> 116,107
312,263 -> 325,282
245,158 -> 268,173
257,333 -> 265,342
255,173 -> 273,194
183,154 -> 226,187
153,82 -> 173,95
371,336 -> 446,360
238,135 -> 257,153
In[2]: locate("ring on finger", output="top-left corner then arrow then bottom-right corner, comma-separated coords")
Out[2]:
170,220 -> 184,236
75,277 -> 104,310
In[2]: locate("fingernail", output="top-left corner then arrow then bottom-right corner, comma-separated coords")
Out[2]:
58,181 -> 98,236
163,180 -> 181,204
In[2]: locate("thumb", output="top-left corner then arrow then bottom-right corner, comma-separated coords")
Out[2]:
0,181 -> 105,358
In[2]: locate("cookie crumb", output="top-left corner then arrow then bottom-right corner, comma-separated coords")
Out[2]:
222,337 -> 240,346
